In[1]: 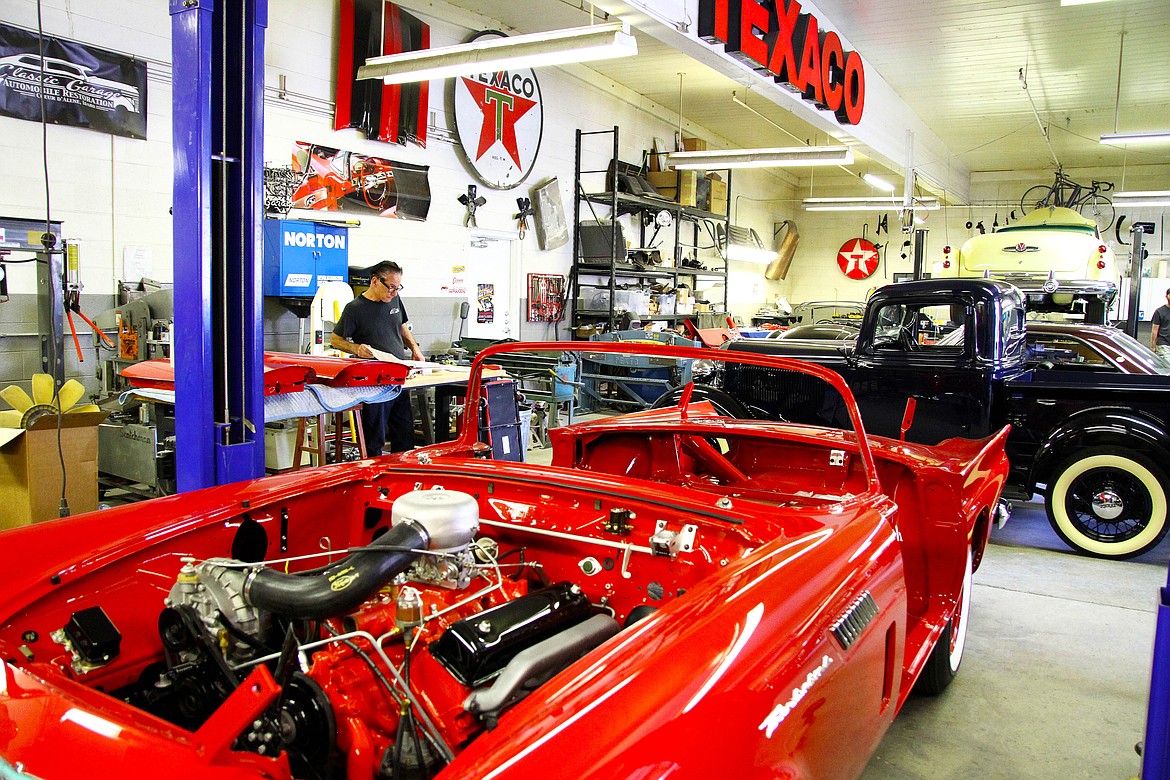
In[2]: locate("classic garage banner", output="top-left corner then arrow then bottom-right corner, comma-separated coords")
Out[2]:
0,23 -> 147,139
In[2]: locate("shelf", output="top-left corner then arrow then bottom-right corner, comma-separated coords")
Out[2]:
583,192 -> 728,222
572,128 -> 730,331
576,311 -> 690,322
576,263 -> 727,279
675,268 -> 727,278
575,263 -> 676,279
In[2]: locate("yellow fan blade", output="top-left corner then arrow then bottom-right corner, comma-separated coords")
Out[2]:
67,404 -> 101,414
57,379 -> 86,412
31,374 -> 55,406
0,410 -> 23,428
0,385 -> 34,413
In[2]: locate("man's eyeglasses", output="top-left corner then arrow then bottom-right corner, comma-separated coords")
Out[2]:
375,277 -> 404,292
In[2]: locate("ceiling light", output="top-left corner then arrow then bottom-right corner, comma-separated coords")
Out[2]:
1100,131 -> 1170,145
356,22 -> 637,85
718,224 -> 778,264
1113,191 -> 1170,206
802,197 -> 940,212
665,146 -> 853,170
1061,0 -> 1116,5
863,173 -> 896,192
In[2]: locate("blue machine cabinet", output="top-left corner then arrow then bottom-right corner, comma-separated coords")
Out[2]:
263,219 -> 349,297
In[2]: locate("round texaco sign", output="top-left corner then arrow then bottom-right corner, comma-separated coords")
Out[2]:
453,32 -> 544,190
836,238 -> 880,280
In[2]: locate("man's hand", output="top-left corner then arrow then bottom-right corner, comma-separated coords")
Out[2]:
354,343 -> 374,359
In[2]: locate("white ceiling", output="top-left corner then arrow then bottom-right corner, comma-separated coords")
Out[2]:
438,0 -> 1170,198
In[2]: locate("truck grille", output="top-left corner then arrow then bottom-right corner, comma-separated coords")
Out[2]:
723,364 -> 852,429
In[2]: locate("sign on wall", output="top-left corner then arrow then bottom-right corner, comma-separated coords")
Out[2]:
0,22 -> 148,139
454,32 -> 544,190
837,238 -> 880,280
696,0 -> 865,125
476,282 -> 495,323
290,141 -> 431,220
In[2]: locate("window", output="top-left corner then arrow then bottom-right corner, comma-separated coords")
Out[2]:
872,302 -> 965,353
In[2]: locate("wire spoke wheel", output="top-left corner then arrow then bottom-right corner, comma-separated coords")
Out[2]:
1046,448 -> 1169,558
1020,184 -> 1053,214
1078,194 -> 1115,233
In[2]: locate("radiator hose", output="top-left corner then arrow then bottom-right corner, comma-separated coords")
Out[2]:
218,490 -> 481,620
245,520 -> 430,619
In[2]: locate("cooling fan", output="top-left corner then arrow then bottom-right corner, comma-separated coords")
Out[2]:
0,374 -> 101,429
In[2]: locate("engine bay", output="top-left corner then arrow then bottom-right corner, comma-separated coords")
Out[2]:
12,467 -> 763,779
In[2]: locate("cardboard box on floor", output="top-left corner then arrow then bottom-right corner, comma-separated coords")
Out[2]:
0,411 -> 108,528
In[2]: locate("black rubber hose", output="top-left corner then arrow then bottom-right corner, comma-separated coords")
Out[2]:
246,521 -> 428,619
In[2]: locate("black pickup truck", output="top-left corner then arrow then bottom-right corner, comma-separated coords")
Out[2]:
720,278 -> 1170,559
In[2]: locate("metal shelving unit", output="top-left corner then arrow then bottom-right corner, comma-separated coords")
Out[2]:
572,127 -> 730,333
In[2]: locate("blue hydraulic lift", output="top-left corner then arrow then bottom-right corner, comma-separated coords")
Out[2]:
169,0 -> 267,490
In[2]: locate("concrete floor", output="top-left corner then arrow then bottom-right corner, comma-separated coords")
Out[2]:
862,504 -> 1165,780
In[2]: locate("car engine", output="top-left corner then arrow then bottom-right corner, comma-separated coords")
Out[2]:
117,489 -> 621,779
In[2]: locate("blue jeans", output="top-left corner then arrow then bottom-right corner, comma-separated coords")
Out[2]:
362,390 -> 415,455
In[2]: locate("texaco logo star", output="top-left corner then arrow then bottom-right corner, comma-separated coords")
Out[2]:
460,76 -> 537,169
837,238 -> 879,280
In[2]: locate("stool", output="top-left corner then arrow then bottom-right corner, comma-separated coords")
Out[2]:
293,406 -> 367,469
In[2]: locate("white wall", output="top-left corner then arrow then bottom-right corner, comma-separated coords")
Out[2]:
0,0 -> 798,326
0,0 -> 173,296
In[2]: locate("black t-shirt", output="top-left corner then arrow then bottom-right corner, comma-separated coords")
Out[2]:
1154,304 -> 1170,347
333,295 -> 410,357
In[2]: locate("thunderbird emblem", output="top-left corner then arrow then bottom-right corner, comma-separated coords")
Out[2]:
1003,242 -> 1039,253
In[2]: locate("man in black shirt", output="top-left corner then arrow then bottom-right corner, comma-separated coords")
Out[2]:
1152,288 -> 1170,361
331,261 -> 424,454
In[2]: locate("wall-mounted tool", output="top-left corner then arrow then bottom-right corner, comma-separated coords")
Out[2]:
459,185 -> 486,228
514,197 -> 533,239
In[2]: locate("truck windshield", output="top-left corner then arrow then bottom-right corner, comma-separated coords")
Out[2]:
871,302 -> 965,351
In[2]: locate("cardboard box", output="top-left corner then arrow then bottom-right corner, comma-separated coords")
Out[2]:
707,176 -> 728,215
646,170 -> 699,207
682,136 -> 707,152
0,411 -> 107,528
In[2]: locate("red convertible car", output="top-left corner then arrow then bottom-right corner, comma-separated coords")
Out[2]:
0,343 -> 1009,779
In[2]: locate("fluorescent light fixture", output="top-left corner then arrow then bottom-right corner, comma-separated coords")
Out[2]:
1113,190 -> 1170,207
863,173 -> 896,192
719,224 -> 778,264
802,196 -> 940,212
1100,131 -> 1170,145
356,22 -> 637,85
1062,0 -> 1115,5
666,146 -> 853,170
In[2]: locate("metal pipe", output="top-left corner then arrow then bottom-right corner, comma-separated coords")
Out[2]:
1112,31 -> 1126,135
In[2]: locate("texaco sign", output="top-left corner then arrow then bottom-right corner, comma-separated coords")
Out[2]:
837,237 -> 879,280
453,32 -> 544,190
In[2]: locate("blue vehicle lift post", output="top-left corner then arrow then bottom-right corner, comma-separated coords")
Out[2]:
170,0 -> 268,490
1143,563 -> 1170,779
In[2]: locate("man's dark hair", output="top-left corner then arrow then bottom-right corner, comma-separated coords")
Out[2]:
369,260 -> 403,278
1165,287 -> 1170,296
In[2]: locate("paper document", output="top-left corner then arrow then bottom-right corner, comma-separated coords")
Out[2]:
367,347 -> 454,374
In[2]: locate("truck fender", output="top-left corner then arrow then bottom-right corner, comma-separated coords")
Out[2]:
1029,407 -> 1170,490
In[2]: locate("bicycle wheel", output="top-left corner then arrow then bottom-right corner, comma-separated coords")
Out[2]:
1020,184 -> 1053,214
1078,194 -> 1115,233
